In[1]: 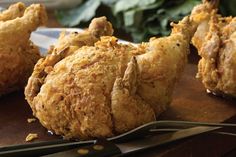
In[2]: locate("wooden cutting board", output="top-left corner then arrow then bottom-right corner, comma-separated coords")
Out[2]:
160,59 -> 236,122
0,52 -> 236,156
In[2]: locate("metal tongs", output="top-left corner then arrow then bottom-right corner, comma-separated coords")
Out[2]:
0,120 -> 236,157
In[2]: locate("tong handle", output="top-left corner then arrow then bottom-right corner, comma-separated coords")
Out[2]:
42,139 -> 121,157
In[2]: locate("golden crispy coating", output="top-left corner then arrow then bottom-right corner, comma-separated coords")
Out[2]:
25,16 -> 193,139
25,17 -> 113,104
0,2 -> 25,21
0,3 -> 47,95
48,16 -> 113,57
191,0 -> 236,97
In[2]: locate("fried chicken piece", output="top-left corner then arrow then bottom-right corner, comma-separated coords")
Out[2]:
190,0 -> 236,97
25,16 -> 193,139
0,3 -> 47,95
0,2 -> 26,21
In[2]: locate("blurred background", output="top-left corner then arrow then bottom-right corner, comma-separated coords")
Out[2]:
1,0 -> 235,42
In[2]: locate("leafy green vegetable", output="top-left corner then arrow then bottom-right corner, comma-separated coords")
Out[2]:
140,0 -> 164,10
56,0 -> 101,27
123,9 -> 143,27
55,0 -> 235,42
114,0 -> 140,15
114,0 -> 160,14
165,0 -> 200,20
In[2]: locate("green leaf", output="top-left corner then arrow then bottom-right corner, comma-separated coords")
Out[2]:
56,0 -> 101,27
55,0 -> 206,42
147,25 -> 161,35
160,17 -> 169,29
145,14 -> 159,23
139,0 -> 165,10
165,0 -> 200,17
114,0 -> 164,14
123,10 -> 143,27
138,0 -> 156,6
101,0 -> 117,6
113,0 -> 140,14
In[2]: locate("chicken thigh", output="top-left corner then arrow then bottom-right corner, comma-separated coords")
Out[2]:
25,16 -> 194,139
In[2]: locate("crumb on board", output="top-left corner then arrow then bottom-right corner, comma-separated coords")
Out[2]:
25,133 -> 38,142
27,118 -> 36,123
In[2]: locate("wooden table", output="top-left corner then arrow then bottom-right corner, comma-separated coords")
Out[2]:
0,12 -> 236,157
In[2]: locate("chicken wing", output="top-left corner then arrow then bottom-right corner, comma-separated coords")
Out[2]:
0,3 -> 47,95
25,15 -> 194,139
190,0 -> 236,97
